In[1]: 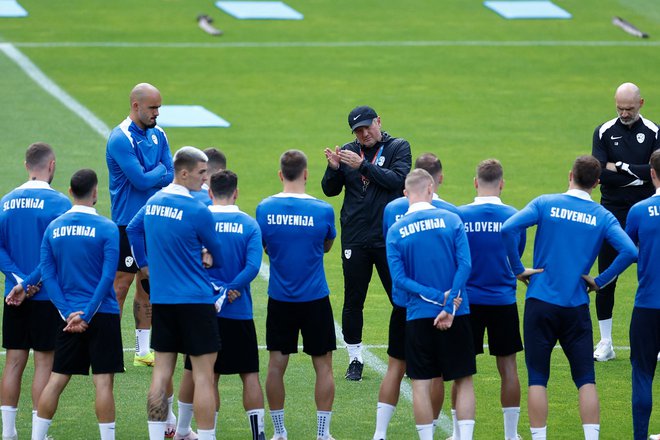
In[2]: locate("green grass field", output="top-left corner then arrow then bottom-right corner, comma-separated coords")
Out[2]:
1,0 -> 660,438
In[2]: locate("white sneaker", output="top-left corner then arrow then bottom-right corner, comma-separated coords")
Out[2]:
649,434 -> 660,440
593,339 -> 615,362
657,351 -> 660,362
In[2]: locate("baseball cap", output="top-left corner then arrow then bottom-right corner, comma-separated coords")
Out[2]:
348,105 -> 378,132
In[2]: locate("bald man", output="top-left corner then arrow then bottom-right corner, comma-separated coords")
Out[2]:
106,83 -> 174,368
591,82 -> 660,362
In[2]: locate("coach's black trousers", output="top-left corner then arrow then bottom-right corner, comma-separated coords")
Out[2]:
596,206 -> 628,321
340,245 -> 398,345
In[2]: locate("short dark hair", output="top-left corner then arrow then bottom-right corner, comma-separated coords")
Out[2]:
651,150 -> 660,176
70,169 -> 98,199
280,150 -> 307,181
25,142 -> 54,170
210,170 -> 237,199
572,155 -> 601,189
414,153 -> 442,177
173,146 -> 207,173
477,159 -> 503,184
204,148 -> 227,171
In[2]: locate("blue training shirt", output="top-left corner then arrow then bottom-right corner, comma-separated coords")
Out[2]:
106,117 -> 174,225
0,180 -> 71,300
386,202 -> 472,320
126,184 -> 224,305
625,189 -> 660,309
40,206 -> 120,322
502,189 -> 637,308
383,194 -> 462,310
458,196 -> 525,306
207,205 -> 262,320
256,193 -> 336,303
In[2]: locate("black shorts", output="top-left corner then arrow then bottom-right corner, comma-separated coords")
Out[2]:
53,313 -> 124,375
2,300 -> 62,351
524,298 -> 594,388
151,303 -> 220,356
185,318 -> 259,375
266,296 -> 336,356
405,315 -> 476,381
388,305 -> 406,360
117,225 -> 138,273
469,303 -> 523,356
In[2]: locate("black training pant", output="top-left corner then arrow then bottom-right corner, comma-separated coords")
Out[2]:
596,206 -> 628,321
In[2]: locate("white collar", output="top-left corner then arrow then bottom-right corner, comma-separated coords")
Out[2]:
654,188 -> 660,197
472,196 -> 503,205
162,183 -> 192,197
209,205 -> 240,213
17,180 -> 53,190
272,192 -> 315,200
564,189 -> 592,201
200,183 -> 209,191
406,201 -> 435,214
67,205 -> 98,215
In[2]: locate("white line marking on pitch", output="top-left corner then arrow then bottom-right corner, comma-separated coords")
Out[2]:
10,40 -> 660,49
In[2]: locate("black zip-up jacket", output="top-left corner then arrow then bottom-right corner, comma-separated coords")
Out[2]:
592,116 -> 660,210
321,132 -> 412,247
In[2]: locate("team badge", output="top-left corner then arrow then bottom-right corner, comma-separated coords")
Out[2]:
637,133 -> 645,143
152,134 -> 158,144
125,256 -> 134,267
344,249 -> 352,259
377,156 -> 385,166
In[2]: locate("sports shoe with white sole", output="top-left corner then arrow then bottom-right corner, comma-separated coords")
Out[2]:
593,339 -> 615,362
345,358 -> 364,381
270,437 -> 287,440
649,434 -> 660,440
134,351 -> 155,367
174,431 -> 198,440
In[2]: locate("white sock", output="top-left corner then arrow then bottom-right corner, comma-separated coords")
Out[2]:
99,422 -> 116,440
415,423 -> 434,440
147,421 -> 166,440
583,424 -> 600,440
166,395 -> 176,425
503,407 -> 520,439
136,329 -> 151,356
317,410 -> 332,439
32,409 -> 37,427
270,409 -> 287,437
1,406 -> 18,437
458,420 -> 475,440
246,409 -> 265,439
214,410 -> 218,430
451,409 -> 459,439
374,402 -> 395,439
198,428 -> 216,440
32,416 -> 52,440
598,319 -> 612,344
346,343 -> 363,363
530,426 -> 547,440
176,401 -> 194,436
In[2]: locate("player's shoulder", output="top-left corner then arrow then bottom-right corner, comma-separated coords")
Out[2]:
595,117 -> 619,138
630,195 -> 657,215
640,116 -> 660,134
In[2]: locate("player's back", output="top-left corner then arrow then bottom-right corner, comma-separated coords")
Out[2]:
627,194 -> 660,308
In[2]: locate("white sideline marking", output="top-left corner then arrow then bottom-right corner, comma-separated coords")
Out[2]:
258,263 -> 454,435
10,40 -> 660,49
0,43 -> 111,139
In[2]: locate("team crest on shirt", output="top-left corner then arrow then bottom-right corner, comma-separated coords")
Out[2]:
125,256 -> 134,267
377,156 -> 385,166
344,249 -> 352,259
637,133 -> 645,143
152,134 -> 158,144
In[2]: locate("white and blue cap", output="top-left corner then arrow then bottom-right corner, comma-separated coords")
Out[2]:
348,105 -> 378,132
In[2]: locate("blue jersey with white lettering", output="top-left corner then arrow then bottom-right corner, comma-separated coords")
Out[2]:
106,117 -> 174,225
386,203 -> 471,321
383,195 -> 460,308
207,205 -> 262,319
40,206 -> 119,322
458,197 -> 525,306
502,190 -> 637,307
625,191 -> 660,309
256,193 -> 336,302
126,184 -> 224,305
191,184 -> 212,207
0,181 -> 71,300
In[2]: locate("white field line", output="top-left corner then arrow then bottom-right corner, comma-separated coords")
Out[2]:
10,40 -> 660,49
0,43 -> 111,139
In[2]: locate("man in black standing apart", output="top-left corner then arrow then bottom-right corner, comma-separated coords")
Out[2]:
322,106 -> 411,380
592,82 -> 660,362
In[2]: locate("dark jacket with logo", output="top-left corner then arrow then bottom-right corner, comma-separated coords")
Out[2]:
592,116 -> 660,211
321,132 -> 412,247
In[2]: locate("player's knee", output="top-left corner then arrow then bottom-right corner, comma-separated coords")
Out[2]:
527,371 -> 550,388
573,374 -> 595,390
